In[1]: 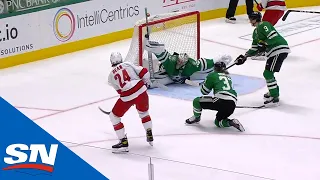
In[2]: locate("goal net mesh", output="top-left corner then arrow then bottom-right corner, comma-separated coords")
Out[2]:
124,11 -> 200,72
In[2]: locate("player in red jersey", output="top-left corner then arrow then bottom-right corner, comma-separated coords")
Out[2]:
107,52 -> 153,153
257,0 -> 286,25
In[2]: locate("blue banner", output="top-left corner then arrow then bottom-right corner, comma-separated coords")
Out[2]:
0,97 -> 109,180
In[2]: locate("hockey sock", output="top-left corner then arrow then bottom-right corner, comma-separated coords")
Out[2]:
110,112 -> 126,139
138,110 -> 152,131
214,119 -> 231,128
263,70 -> 279,98
193,97 -> 202,117
141,115 -> 152,131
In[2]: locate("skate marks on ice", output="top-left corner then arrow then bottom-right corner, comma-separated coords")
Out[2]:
239,15 -> 320,49
148,74 -> 265,101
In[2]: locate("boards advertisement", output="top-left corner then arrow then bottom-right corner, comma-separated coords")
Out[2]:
0,13 -> 38,58
0,0 -> 245,59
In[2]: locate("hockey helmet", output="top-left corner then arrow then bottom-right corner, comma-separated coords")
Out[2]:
248,12 -> 262,22
110,52 -> 123,67
214,61 -> 226,72
176,53 -> 189,69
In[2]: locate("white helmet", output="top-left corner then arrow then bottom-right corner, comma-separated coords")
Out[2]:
110,52 -> 123,66
216,54 -> 232,65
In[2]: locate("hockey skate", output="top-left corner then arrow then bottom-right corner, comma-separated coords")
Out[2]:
146,128 -> 154,146
225,17 -> 236,24
229,119 -> 245,132
185,116 -> 200,125
263,92 -> 272,101
264,96 -> 280,107
112,136 -> 129,153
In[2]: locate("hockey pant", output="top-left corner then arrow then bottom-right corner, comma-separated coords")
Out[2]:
193,96 -> 236,128
109,91 -> 152,139
264,53 -> 288,98
262,10 -> 285,26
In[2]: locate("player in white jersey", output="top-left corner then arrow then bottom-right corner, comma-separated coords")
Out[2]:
257,0 -> 286,25
107,52 -> 153,153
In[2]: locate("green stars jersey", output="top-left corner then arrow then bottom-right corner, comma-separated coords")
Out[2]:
201,72 -> 237,103
246,21 -> 291,57
155,50 -> 214,77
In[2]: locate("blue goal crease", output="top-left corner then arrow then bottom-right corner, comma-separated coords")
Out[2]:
148,74 -> 266,101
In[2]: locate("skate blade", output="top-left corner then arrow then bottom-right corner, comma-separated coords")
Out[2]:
225,19 -> 236,24
185,122 -> 200,126
148,141 -> 153,146
232,119 -> 245,132
112,147 -> 129,154
264,102 -> 280,108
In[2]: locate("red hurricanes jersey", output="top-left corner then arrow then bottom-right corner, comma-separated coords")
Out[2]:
108,62 -> 150,102
261,0 -> 286,11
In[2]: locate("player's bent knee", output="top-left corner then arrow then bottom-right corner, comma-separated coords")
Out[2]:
263,70 -> 274,80
109,112 -> 121,125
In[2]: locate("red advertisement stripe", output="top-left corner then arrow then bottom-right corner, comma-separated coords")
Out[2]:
2,163 -> 54,173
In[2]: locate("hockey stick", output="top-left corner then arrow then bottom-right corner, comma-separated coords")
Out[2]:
144,8 -> 155,80
253,0 -> 259,5
282,10 -> 320,21
185,62 -> 237,87
236,105 -> 265,109
98,107 -> 110,115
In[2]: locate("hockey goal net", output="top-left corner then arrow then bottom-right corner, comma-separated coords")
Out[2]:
125,11 -> 200,72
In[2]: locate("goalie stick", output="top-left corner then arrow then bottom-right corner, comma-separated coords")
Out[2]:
185,62 -> 237,87
144,8 -> 168,90
144,8 -> 155,80
282,10 -> 320,21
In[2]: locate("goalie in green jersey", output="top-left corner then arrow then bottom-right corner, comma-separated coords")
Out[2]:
185,61 -> 245,132
235,11 -> 291,107
143,38 -> 233,86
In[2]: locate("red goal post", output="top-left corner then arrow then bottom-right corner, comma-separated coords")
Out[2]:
125,11 -> 200,71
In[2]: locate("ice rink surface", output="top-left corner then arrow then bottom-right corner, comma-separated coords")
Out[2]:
1,6 -> 320,180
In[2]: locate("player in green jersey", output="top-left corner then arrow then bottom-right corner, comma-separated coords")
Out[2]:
185,61 -> 245,132
235,12 -> 290,107
144,38 -> 232,86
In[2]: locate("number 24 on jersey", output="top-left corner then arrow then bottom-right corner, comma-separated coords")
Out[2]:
114,69 -> 131,88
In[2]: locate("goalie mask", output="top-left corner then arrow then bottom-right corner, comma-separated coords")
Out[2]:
176,53 -> 189,69
110,52 -> 123,67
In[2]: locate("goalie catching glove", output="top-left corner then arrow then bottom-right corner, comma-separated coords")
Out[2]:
144,36 -> 165,55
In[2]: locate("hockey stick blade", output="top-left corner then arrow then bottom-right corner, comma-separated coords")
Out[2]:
282,10 -> 320,21
98,107 -> 110,115
236,105 -> 265,109
151,80 -> 169,90
282,10 -> 292,21
185,79 -> 204,87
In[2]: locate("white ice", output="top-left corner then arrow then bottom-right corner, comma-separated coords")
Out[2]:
1,6 -> 320,180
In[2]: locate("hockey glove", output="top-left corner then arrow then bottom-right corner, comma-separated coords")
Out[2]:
235,54 -> 247,65
172,76 -> 188,84
257,3 -> 263,11
257,41 -> 267,52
